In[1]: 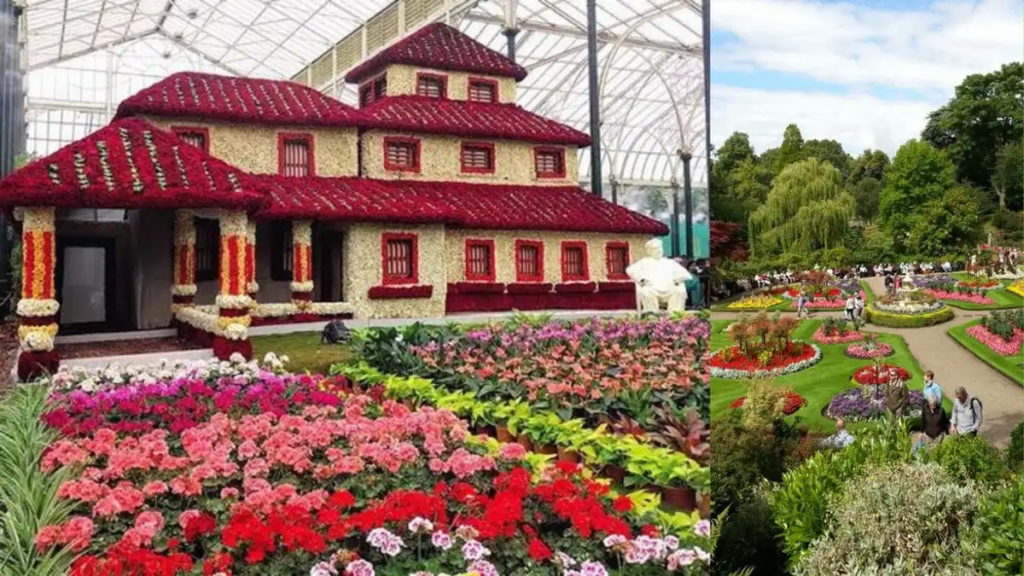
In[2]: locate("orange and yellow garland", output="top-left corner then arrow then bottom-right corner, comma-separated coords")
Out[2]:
171,210 -> 197,313
290,220 -> 313,310
246,221 -> 258,300
17,207 -> 59,352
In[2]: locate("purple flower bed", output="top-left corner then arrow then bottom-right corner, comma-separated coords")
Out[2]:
826,388 -> 924,421
911,274 -> 955,289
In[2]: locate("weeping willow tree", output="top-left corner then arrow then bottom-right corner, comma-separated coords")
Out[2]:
748,157 -> 855,255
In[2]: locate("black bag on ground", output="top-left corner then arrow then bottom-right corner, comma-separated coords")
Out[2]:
321,320 -> 350,344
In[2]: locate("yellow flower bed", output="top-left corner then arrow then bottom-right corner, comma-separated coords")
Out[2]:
1010,279 -> 1024,298
727,293 -> 783,309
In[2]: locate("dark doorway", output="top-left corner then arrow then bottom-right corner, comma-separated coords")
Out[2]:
56,237 -> 117,334
319,230 -> 344,302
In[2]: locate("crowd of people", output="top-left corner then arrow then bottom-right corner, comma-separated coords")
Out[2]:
823,369 -> 985,451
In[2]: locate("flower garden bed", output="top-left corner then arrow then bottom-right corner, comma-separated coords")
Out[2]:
851,364 -> 911,385
709,342 -> 822,379
26,358 -> 712,576
966,325 -> 1024,356
923,289 -> 995,305
729,391 -> 805,415
1010,279 -> 1024,298
843,341 -> 894,359
724,293 -> 783,310
811,325 -> 863,345
825,388 -> 923,421
865,303 -> 954,328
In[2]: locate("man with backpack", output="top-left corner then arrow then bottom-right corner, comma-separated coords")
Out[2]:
950,386 -> 983,437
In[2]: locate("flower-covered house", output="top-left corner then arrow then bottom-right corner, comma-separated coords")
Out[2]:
0,22 -> 667,379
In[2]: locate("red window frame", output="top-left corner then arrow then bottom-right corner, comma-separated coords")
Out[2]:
605,242 -> 631,280
171,126 -> 210,153
514,239 -> 545,282
381,232 -> 419,285
277,132 -> 315,177
460,141 -> 496,174
464,239 -> 496,282
415,72 -> 448,99
534,146 -> 567,179
467,77 -> 499,103
359,73 -> 387,107
383,136 -> 421,173
560,241 -> 589,282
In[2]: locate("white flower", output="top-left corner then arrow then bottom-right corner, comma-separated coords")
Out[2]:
310,561 -> 338,576
667,548 -> 696,569
664,535 -> 680,550
555,551 -> 577,567
431,530 -> 452,550
344,560 -> 375,576
461,539 -> 489,561
602,534 -> 627,549
693,519 -> 711,537
228,352 -> 246,364
578,561 -> 609,576
408,517 -> 433,533
695,546 -> 711,563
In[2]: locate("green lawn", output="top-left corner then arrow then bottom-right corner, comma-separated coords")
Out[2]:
250,332 -> 356,374
933,274 -> 1024,310
710,319 -> 945,434
947,319 -> 1024,387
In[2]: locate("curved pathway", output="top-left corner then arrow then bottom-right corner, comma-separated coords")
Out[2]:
710,276 -> 1023,447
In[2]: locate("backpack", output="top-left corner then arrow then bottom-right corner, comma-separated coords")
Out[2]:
321,320 -> 350,345
969,397 -> 983,422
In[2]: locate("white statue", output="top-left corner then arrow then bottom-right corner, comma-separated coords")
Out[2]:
626,239 -> 692,313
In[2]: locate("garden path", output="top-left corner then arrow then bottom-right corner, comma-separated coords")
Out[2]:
710,275 -> 1023,447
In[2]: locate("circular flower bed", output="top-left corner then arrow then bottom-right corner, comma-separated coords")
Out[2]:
844,342 -> 894,359
812,326 -> 863,344
873,300 -> 945,315
726,294 -> 783,310
730,391 -> 805,415
709,343 -> 822,379
866,304 -> 954,328
851,364 -> 911,385
826,388 -> 923,421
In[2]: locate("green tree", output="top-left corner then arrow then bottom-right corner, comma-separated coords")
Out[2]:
849,149 -> 890,183
759,147 -> 779,171
729,157 -> 773,204
905,186 -> 983,256
992,140 -> 1024,211
749,157 -> 855,254
716,132 -> 757,175
774,124 -> 805,175
803,139 -> 852,180
849,176 -> 882,222
878,139 -> 955,245
922,62 -> 1023,191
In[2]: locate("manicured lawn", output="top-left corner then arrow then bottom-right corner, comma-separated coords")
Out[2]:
710,319 -> 944,434
947,319 -> 1024,387
860,279 -> 876,304
251,332 -> 356,374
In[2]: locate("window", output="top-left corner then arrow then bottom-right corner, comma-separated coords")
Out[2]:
278,133 -> 314,177
460,142 -> 495,174
534,147 -> 566,179
195,218 -> 220,282
606,242 -> 630,279
467,78 -> 498,103
416,73 -> 447,98
270,221 -> 294,281
384,137 -> 421,173
464,239 -> 495,281
382,233 -> 418,285
515,240 -> 544,282
560,241 -> 589,281
171,126 -> 209,153
359,74 -> 387,107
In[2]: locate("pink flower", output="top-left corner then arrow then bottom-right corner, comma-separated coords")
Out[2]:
134,510 -> 165,537
220,487 -> 240,500
968,325 -> 1024,356
61,516 -> 95,552
35,525 -> 62,552
498,443 -> 527,460
142,480 -> 168,496
178,509 -> 201,530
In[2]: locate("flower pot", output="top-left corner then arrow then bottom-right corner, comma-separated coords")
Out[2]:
662,487 -> 697,512
516,435 -> 534,451
697,491 -> 711,518
534,443 -> 557,455
597,414 -> 612,426
495,424 -> 515,443
556,447 -> 579,463
603,465 -> 627,485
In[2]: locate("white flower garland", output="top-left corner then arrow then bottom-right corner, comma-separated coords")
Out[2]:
23,207 -> 56,232
710,344 -> 823,380
290,281 -> 315,293
171,284 -> 198,297
310,301 -> 354,315
292,220 -> 312,245
17,298 -> 59,317
218,211 -> 248,237
223,323 -> 248,341
215,294 -> 254,310
21,329 -> 56,352
174,211 -> 196,244
175,307 -> 219,334
252,303 -> 297,318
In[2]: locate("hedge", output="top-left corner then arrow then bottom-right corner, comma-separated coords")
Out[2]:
865,304 -> 955,328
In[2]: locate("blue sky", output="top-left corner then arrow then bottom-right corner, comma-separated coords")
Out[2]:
709,0 -> 1024,156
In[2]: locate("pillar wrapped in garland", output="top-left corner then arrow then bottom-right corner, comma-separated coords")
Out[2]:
214,211 -> 253,360
290,220 -> 314,319
245,221 -> 258,302
17,207 -> 60,381
171,210 -> 197,315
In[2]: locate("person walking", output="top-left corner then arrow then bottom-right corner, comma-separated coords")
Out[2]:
796,290 -> 810,319
854,293 -> 865,320
921,396 -> 950,444
950,387 -> 983,437
922,371 -> 943,406
844,294 -> 856,321
885,369 -> 909,419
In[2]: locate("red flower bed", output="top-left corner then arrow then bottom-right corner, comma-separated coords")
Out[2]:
598,281 -> 636,293
554,282 -> 597,294
730,391 -> 805,415
449,282 -> 506,294
708,343 -> 817,372
367,285 -> 433,299
852,364 -> 911,385
786,287 -> 841,299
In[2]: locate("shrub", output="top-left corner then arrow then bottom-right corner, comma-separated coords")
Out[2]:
737,379 -> 794,431
963,479 -> 1024,575
1008,420 -> 1024,473
795,462 -> 979,575
866,305 -> 955,327
710,411 -> 795,515
921,434 -> 1011,487
714,493 -> 790,576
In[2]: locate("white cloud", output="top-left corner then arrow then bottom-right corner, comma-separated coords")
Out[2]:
711,0 -> 1024,155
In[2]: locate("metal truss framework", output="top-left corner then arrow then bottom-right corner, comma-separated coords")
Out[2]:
21,0 -> 706,187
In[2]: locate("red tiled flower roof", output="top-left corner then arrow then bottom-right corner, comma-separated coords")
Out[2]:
345,22 -> 528,83
0,118 -> 266,211
361,95 -> 592,146
115,72 -> 360,127
256,178 -> 667,235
